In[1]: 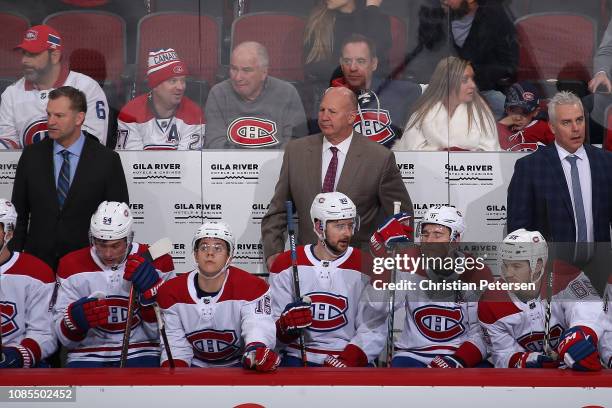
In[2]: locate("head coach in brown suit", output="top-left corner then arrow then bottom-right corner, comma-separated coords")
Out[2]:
261,87 -> 412,269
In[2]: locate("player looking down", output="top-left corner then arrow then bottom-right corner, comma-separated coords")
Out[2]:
53,201 -> 174,367
0,199 -> 56,368
478,229 -> 605,371
156,222 -> 279,371
269,192 -> 386,367
379,205 -> 493,368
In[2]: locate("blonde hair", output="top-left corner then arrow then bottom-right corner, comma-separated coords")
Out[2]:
304,1 -> 336,64
406,56 -> 494,132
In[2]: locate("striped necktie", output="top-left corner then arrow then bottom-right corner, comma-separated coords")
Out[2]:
57,150 -> 71,209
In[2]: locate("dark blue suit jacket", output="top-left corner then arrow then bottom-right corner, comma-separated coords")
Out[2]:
507,143 -> 612,243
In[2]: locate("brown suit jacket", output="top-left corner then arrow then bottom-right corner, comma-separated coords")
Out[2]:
261,132 -> 412,260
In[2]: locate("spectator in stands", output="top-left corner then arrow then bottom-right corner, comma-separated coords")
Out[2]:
330,34 -> 421,148
204,41 -> 308,148
116,49 -> 205,150
0,25 -> 109,148
410,0 -> 517,119
589,17 -> 612,94
392,56 -> 499,151
497,81 -> 554,151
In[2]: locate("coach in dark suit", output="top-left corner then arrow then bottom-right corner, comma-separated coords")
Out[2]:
507,91 -> 612,244
11,86 -> 128,268
262,87 -> 412,269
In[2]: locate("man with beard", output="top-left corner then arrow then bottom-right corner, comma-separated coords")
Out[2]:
116,49 -> 205,150
0,25 -> 108,148
269,192 -> 387,367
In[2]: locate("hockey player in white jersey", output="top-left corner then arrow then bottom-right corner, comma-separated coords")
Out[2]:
478,229 -> 605,371
157,222 -> 280,371
53,201 -> 174,367
116,48 -> 205,150
0,25 -> 108,148
381,206 -> 494,368
598,275 -> 611,368
0,199 -> 57,368
269,192 -> 387,367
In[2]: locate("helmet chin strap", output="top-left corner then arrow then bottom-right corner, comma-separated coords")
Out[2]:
196,256 -> 232,281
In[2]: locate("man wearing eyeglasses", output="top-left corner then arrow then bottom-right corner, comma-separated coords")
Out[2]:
268,192 -> 387,367
156,221 -> 280,371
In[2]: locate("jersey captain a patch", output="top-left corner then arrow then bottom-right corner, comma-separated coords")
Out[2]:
226,117 -> 278,148
353,109 -> 394,145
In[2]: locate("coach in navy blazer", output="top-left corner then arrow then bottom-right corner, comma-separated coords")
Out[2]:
507,92 -> 612,243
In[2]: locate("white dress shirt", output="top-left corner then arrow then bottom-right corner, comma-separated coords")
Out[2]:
321,133 -> 353,191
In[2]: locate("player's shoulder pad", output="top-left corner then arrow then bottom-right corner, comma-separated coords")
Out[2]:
118,94 -> 153,123
269,246 -> 312,274
57,247 -> 101,279
8,252 -> 55,283
477,285 -> 520,325
218,266 -> 269,302
136,243 -> 174,273
157,273 -> 194,309
176,96 -> 205,125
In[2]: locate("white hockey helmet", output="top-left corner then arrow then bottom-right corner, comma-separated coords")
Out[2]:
310,192 -> 359,240
418,205 -> 465,242
0,198 -> 17,233
192,221 -> 235,258
501,228 -> 548,282
90,201 -> 134,242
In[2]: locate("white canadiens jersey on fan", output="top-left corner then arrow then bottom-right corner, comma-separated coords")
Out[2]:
0,69 -> 108,148
117,94 -> 205,150
0,252 -> 56,366
53,243 -> 174,364
269,245 -> 387,365
391,249 -> 493,366
156,267 -> 276,367
478,265 -> 605,368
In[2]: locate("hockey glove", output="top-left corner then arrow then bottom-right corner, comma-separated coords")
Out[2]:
276,298 -> 312,342
513,352 -> 559,369
557,326 -> 602,371
0,346 -> 30,368
369,213 -> 413,257
323,344 -> 368,368
428,355 -> 464,368
63,296 -> 109,335
242,343 -> 281,373
124,254 -> 163,305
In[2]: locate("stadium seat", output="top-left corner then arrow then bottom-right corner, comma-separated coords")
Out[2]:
136,12 -> 221,90
239,0 -> 317,16
231,12 -> 306,82
521,0 -> 608,34
388,15 -> 407,78
152,0 -> 225,17
0,12 -> 29,81
515,13 -> 597,91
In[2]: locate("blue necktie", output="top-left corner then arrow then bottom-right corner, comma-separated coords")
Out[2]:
566,155 -> 587,242
57,150 -> 71,209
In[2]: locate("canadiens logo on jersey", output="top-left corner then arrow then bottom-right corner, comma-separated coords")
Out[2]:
97,296 -> 142,334
353,109 -> 394,144
187,329 -> 240,361
0,301 -> 19,336
413,305 -> 465,341
22,119 -> 49,146
517,324 -> 564,352
227,117 -> 278,147
306,292 -> 349,332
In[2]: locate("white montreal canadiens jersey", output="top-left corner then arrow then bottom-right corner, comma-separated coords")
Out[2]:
0,251 -> 56,366
53,243 -> 174,364
269,245 -> 386,365
0,67 -> 108,148
157,267 -> 275,367
478,263 -> 605,368
600,279 -> 612,368
391,249 -> 493,366
116,94 -> 205,150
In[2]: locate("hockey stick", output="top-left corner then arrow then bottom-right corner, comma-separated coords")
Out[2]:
154,305 -> 175,368
543,261 -> 558,359
120,237 -> 173,368
286,200 -> 307,367
386,201 -> 402,367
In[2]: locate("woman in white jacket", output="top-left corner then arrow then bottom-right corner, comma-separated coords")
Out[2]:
392,56 -> 499,151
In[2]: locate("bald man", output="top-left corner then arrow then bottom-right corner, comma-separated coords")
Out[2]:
204,41 -> 308,148
262,87 -> 412,269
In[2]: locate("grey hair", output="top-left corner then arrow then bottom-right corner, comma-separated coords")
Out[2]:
233,41 -> 269,69
548,91 -> 583,123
